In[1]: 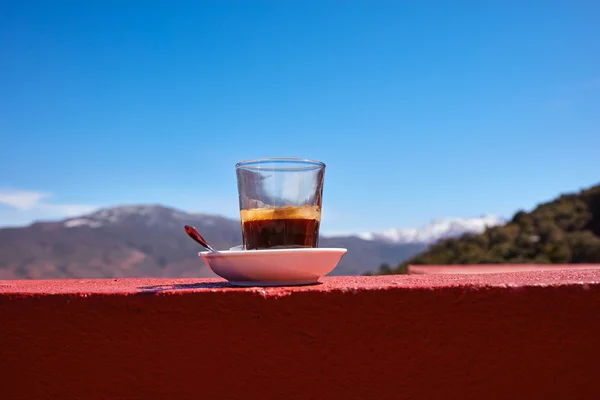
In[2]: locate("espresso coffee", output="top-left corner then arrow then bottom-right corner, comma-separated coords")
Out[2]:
240,205 -> 321,250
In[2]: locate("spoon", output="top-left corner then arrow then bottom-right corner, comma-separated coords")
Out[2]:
184,225 -> 219,253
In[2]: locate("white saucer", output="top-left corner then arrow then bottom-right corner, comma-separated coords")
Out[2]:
198,247 -> 347,287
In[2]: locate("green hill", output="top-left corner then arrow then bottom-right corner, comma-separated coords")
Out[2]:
375,183 -> 600,275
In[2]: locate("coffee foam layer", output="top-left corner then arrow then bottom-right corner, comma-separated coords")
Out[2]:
240,205 -> 321,222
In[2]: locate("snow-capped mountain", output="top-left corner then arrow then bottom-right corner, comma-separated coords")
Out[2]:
341,215 -> 505,244
63,205 -> 224,229
64,206 -> 504,246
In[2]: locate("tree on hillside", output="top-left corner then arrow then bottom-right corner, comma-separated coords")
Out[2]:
378,183 -> 600,274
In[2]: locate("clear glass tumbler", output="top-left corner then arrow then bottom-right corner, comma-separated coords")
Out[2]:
236,158 -> 326,250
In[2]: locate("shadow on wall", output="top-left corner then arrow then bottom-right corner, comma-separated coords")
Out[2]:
138,280 -> 324,293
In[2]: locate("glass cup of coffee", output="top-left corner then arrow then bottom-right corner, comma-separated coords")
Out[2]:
236,158 -> 326,250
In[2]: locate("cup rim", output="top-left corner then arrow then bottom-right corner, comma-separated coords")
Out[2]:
235,158 -> 326,171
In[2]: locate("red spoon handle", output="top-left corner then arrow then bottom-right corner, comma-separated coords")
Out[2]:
184,225 -> 219,252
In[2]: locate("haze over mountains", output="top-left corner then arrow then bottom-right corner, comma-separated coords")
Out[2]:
0,205 -> 502,279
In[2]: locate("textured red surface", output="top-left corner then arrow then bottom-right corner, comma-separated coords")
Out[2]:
2,270 -> 600,400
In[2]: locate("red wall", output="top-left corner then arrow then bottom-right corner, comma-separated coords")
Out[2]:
1,271 -> 600,400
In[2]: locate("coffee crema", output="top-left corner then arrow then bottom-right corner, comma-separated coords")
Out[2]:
240,205 -> 321,250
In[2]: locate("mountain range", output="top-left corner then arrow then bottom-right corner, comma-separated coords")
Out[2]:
0,205 -> 501,279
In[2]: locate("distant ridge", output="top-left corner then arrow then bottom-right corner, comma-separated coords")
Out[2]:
334,215 -> 504,244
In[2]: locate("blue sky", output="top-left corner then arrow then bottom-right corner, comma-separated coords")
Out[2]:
1,0 -> 599,233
